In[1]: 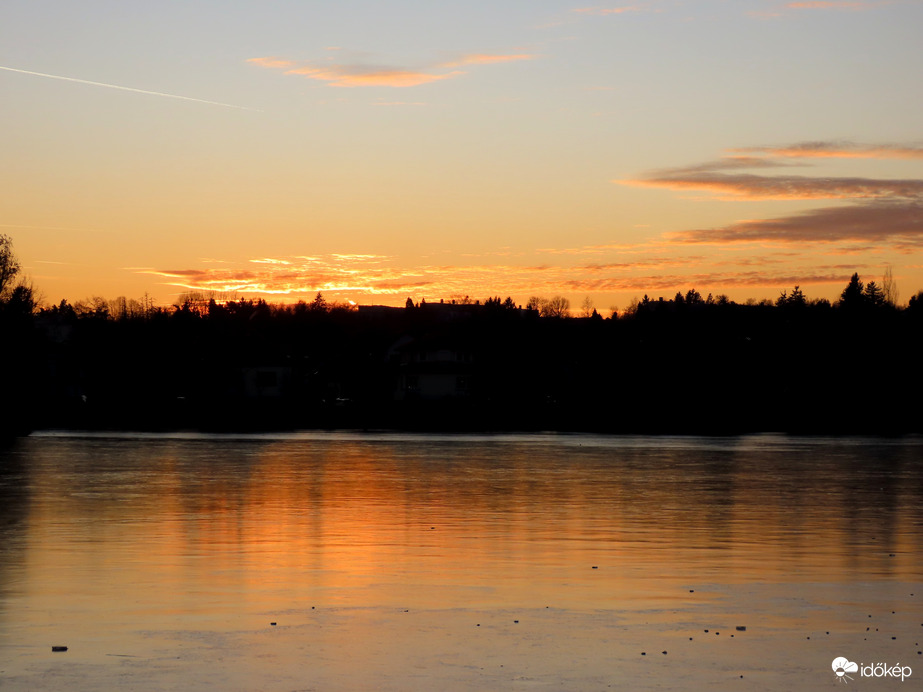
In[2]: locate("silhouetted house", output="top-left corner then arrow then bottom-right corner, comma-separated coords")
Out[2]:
241,366 -> 292,399
416,301 -> 482,322
357,304 -> 405,319
391,336 -> 474,401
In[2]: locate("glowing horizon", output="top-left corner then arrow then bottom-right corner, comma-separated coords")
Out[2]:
2,1 -> 921,309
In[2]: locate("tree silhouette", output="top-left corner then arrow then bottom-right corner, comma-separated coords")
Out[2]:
863,281 -> 885,308
541,296 -> 570,318
310,291 -> 328,312
839,273 -> 865,308
777,285 -> 806,308
0,234 -> 22,302
908,290 -> 923,314
0,236 -> 37,318
882,265 -> 899,306
580,296 -> 594,318
684,289 -> 703,305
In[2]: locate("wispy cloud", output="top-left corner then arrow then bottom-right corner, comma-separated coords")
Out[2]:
536,240 -> 668,255
247,56 -> 461,88
622,172 -> 923,201
623,141 -> 923,250
141,247 -> 872,303
560,270 -> 855,292
0,65 -> 259,111
440,53 -> 537,68
144,254 -> 432,297
250,258 -> 292,265
646,157 -> 800,174
732,141 -> 923,160
622,143 -> 923,200
667,201 -> 923,246
576,256 -> 706,271
283,64 -> 463,88
246,57 -> 295,70
248,50 -> 534,88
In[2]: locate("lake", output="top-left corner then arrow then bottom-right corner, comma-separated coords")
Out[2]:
1,432 -> 921,690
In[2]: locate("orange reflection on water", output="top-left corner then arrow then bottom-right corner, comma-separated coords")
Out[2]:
3,435 -> 923,690
13,436 -> 923,621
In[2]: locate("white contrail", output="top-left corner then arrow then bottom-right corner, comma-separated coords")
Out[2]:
0,65 -> 260,111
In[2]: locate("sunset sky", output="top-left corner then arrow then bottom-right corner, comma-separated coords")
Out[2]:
2,0 -> 921,310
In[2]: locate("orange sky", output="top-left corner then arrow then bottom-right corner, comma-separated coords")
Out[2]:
2,1 -> 921,310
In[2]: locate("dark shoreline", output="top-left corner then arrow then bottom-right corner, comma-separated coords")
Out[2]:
6,287 -> 923,440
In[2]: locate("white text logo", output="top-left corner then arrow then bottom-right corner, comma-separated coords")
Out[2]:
832,657 -> 913,683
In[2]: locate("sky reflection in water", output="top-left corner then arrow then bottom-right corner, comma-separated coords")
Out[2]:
1,433 -> 921,689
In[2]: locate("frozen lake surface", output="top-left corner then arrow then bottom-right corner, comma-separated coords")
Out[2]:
1,432 -> 922,690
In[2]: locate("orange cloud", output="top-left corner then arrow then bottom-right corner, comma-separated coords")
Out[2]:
623,142 -> 923,257
734,142 -> 923,160
561,271 -> 855,292
144,255 -> 458,298
283,65 -> 463,88
249,50 -> 534,88
536,240 -> 672,255
246,57 -> 295,69
248,55 -> 462,88
144,256 -> 612,301
250,258 -> 292,265
577,257 -> 705,272
441,54 -> 536,68
622,146 -> 923,201
138,232 -> 896,304
640,156 -> 797,175
667,201 -> 923,245
622,173 -> 923,201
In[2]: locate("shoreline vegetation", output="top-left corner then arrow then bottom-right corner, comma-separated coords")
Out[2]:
4,271 -> 922,437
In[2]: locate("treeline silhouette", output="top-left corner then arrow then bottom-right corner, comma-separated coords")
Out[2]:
4,272 -> 923,435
